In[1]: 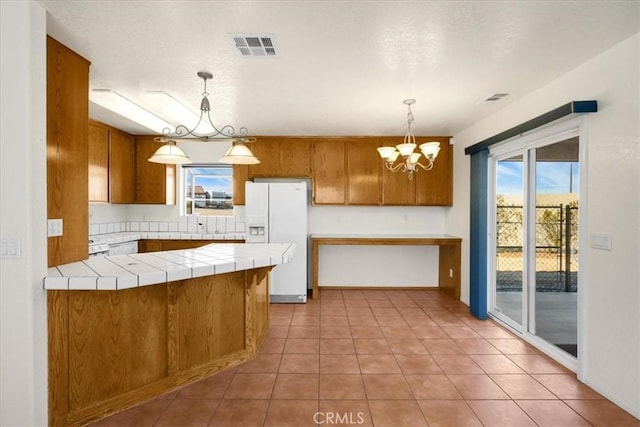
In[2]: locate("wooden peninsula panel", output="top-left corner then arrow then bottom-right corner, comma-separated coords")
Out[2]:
48,268 -> 271,427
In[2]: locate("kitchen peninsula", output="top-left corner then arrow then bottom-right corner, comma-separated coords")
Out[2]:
45,243 -> 293,427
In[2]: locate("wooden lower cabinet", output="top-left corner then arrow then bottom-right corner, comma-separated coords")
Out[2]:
138,239 -> 244,253
48,268 -> 271,427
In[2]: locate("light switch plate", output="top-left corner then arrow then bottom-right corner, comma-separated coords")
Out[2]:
1,237 -> 21,259
48,218 -> 63,237
590,232 -> 612,251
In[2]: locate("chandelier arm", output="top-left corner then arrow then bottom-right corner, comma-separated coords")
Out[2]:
414,159 -> 435,171
385,161 -> 407,173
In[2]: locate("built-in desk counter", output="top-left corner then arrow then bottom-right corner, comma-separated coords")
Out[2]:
311,234 -> 461,299
45,243 -> 293,427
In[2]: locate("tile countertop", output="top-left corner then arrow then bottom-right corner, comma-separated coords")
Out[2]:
45,243 -> 294,291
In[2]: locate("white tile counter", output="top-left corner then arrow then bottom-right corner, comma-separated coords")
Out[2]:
45,243 -> 294,291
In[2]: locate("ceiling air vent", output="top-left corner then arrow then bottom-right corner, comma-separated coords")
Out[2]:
232,34 -> 276,57
480,93 -> 509,103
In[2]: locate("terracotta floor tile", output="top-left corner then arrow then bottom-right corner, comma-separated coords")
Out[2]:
470,354 -> 525,374
259,337 -> 286,354
346,307 -> 374,316
368,400 -> 428,426
516,400 -> 591,426
418,400 -> 483,426
291,315 -> 320,326
455,338 -> 501,354
466,399 -> 537,426
507,354 -> 571,374
224,373 -> 276,399
442,325 -> 482,339
387,339 -> 429,354
490,374 -> 556,399
471,325 -> 516,339
263,399 -> 319,427
347,315 -> 379,326
320,325 -> 352,338
319,354 -> 361,374
321,307 -> 348,317
422,338 -> 465,355
447,374 -> 509,399
88,398 -> 171,427
266,325 -> 290,338
487,338 -> 540,354
235,353 -> 281,373
319,374 -> 366,399
209,399 -> 269,427
178,369 -> 234,399
318,400 -> 373,426
381,325 -> 418,339
564,399 -> 640,426
432,354 -> 484,374
284,338 -> 320,354
411,325 -> 449,339
357,354 -> 402,374
374,315 -> 408,326
532,374 -> 604,399
362,374 -> 412,399
154,398 -> 219,427
321,315 -> 349,326
319,338 -> 355,354
350,325 -> 385,338
272,373 -> 319,399
270,314 -> 293,325
394,354 -> 443,374
288,325 -> 320,338
353,338 -> 391,354
405,374 -> 462,399
279,354 -> 320,374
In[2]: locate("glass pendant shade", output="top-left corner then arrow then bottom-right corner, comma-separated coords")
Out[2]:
419,141 -> 441,159
409,152 -> 422,164
377,146 -> 397,160
396,143 -> 416,157
148,142 -> 192,164
219,143 -> 260,165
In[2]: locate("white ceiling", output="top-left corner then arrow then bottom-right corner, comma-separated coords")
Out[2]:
40,0 -> 639,137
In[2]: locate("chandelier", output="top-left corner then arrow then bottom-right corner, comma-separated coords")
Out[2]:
149,71 -> 260,165
376,99 -> 440,180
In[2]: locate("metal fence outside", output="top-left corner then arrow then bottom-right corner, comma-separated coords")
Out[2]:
496,204 -> 578,292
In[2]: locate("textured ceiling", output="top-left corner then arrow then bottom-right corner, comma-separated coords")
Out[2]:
40,0 -> 639,137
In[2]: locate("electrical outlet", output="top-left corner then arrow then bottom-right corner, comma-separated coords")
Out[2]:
48,219 -> 63,237
590,232 -> 612,251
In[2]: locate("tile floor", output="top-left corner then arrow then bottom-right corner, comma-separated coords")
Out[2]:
90,289 -> 640,427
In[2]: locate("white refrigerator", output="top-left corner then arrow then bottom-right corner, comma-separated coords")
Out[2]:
245,181 -> 308,303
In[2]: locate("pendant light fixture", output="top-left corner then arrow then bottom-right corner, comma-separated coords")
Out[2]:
377,99 -> 440,180
149,71 -> 259,165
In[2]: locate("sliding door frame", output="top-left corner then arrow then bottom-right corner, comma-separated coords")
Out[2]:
487,115 -> 589,376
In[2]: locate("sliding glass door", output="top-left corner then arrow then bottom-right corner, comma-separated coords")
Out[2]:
489,125 -> 580,362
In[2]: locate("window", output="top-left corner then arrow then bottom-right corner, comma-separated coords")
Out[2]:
182,165 -> 233,216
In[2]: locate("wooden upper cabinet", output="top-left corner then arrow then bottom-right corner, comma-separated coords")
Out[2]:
109,129 -> 135,204
311,138 -> 346,205
47,36 -> 90,266
415,137 -> 452,206
248,137 -> 311,178
232,164 -> 248,205
134,136 -> 176,204
346,138 -> 381,205
380,136 -> 416,205
88,122 -> 109,203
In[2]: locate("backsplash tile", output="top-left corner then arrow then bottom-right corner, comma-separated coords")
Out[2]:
89,216 -> 246,240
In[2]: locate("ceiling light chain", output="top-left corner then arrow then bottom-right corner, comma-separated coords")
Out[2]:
149,71 -> 259,165
376,99 -> 441,180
